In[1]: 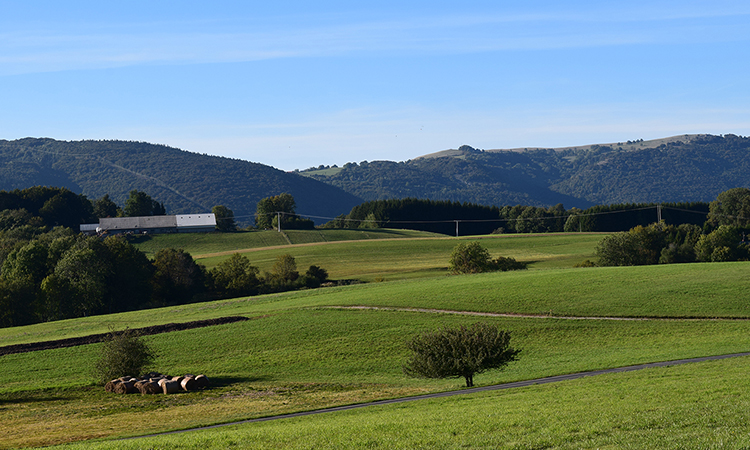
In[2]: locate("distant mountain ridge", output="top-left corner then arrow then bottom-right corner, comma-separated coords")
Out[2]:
301,134 -> 750,208
3,135 -> 749,224
0,138 -> 362,225
417,134 -> 703,159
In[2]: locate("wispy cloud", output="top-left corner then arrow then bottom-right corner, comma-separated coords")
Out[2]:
1,4 -> 748,76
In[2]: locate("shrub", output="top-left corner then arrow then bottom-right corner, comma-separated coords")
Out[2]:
573,259 -> 597,268
93,328 -> 156,385
448,242 -> 493,274
492,256 -> 527,271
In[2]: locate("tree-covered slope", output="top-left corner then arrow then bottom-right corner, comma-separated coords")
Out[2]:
302,135 -> 750,208
304,150 -> 589,208
0,138 -> 362,224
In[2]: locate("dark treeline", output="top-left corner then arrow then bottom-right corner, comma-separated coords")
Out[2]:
594,187 -> 750,266
0,227 -> 328,328
564,202 -> 709,233
0,188 -> 329,328
0,186 -> 170,232
0,186 -> 96,229
323,198 -> 711,236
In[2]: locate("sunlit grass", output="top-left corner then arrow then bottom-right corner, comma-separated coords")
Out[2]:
54,357 -> 750,450
195,232 -> 604,279
3,306 -> 750,447
5,232 -> 750,448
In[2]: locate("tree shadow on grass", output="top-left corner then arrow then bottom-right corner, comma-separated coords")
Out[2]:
210,375 -> 272,388
0,395 -> 66,408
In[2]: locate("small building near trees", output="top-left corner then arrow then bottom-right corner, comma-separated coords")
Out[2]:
80,214 -> 216,235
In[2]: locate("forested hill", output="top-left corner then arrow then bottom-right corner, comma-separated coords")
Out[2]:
300,134 -> 750,208
0,138 -> 362,224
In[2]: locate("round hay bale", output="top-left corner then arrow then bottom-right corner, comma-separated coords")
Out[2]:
162,380 -> 181,394
157,378 -> 168,387
171,376 -> 185,384
181,377 -> 198,391
114,381 -> 137,394
104,379 -> 121,393
194,374 -> 209,389
138,381 -> 161,395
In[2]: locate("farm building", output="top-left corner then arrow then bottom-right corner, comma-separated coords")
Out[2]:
80,214 -> 216,235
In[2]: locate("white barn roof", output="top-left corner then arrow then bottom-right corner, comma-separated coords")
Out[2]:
96,214 -> 216,232
176,214 -> 216,227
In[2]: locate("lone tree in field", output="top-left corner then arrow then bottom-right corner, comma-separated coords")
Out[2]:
93,328 -> 155,385
403,322 -> 520,387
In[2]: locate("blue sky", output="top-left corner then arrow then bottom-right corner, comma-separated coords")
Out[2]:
1,1 -> 749,171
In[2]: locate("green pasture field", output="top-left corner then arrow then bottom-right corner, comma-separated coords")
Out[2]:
2,260 -> 749,348
193,232 -> 604,280
5,307 -> 750,448
3,232 -> 750,448
130,229 -> 441,258
3,259 -> 750,447
55,356 -> 750,450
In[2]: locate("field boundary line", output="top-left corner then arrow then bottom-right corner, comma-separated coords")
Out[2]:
320,305 -> 750,321
123,351 -> 750,440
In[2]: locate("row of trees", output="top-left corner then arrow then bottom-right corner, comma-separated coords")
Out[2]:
321,197 -> 711,236
596,222 -> 750,266
594,188 -> 750,266
0,228 -> 328,328
0,187 -> 170,232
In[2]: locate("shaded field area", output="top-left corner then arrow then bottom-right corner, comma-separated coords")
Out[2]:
0,316 -> 248,356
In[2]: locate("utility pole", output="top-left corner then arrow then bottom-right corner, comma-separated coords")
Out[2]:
657,204 -> 662,223
277,212 -> 282,232
455,220 -> 459,237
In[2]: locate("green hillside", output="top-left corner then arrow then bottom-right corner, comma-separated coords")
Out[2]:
302,134 -> 750,208
0,263 -> 750,448
129,230 -> 603,281
3,232 -> 750,448
0,138 -> 362,225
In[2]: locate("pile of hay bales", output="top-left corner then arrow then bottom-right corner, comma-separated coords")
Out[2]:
105,372 -> 209,395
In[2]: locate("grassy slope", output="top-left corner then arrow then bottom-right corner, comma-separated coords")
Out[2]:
3,259 -> 749,348
6,307 -> 750,448
3,232 -> 750,448
131,229 -> 441,258
134,230 -> 604,280
58,356 -> 750,450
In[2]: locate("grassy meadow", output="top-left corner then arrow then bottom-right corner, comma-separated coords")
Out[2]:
2,230 -> 750,448
132,229 -> 604,281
